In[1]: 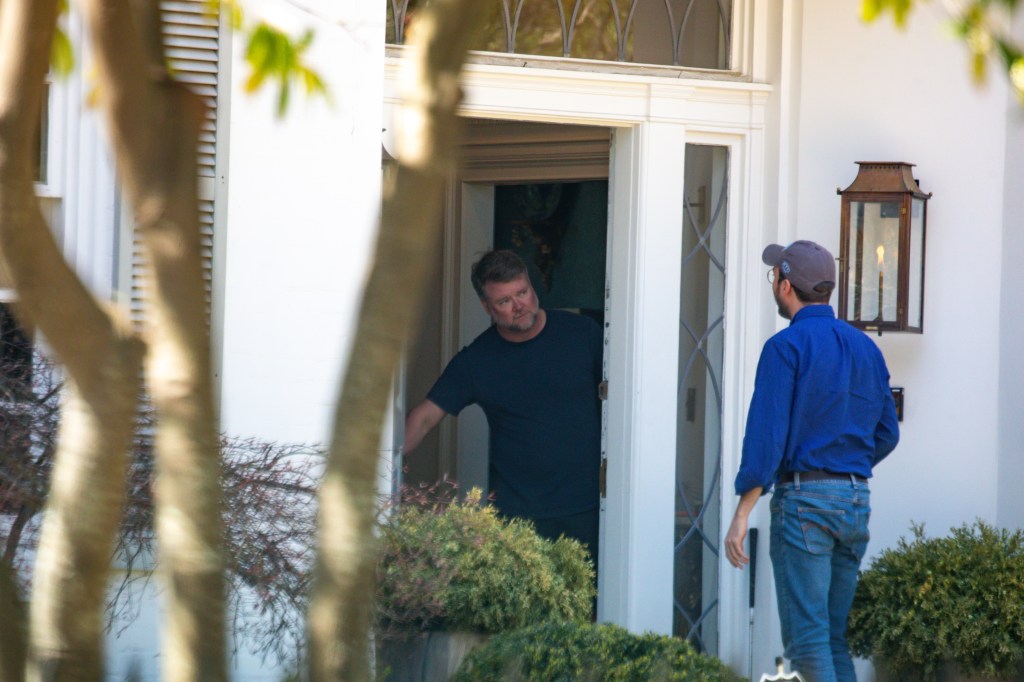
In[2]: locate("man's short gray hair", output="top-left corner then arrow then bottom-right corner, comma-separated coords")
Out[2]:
470,250 -> 528,299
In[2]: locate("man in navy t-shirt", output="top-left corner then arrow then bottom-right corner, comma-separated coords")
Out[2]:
404,250 -> 603,569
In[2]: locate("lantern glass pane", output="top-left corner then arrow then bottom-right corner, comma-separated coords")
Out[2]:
908,198 -> 925,328
845,201 -> 900,324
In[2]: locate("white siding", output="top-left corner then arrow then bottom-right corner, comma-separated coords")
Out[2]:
219,1 -> 386,446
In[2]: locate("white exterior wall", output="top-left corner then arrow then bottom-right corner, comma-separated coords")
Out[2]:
787,1 -> 1012,559
219,1 -> 385,448
781,6 -> 1015,676
997,77 -> 1024,529
214,6 -> 387,670
725,2 -> 1019,677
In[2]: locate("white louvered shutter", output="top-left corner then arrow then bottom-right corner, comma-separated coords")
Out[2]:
127,1 -> 220,324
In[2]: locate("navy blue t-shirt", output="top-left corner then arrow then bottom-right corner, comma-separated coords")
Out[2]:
427,309 -> 603,519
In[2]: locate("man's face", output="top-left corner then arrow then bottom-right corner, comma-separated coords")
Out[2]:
481,274 -> 540,333
771,267 -> 792,320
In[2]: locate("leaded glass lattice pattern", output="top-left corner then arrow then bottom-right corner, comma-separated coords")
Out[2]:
386,0 -> 732,69
674,144 -> 728,653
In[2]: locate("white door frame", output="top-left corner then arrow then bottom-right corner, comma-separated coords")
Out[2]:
446,120 -> 615,501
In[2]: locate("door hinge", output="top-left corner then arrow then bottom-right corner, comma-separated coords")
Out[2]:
599,457 -> 608,498
598,380 -> 608,401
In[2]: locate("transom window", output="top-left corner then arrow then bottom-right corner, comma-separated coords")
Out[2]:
386,0 -> 732,70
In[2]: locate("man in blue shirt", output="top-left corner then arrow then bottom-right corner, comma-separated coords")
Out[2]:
725,240 -> 899,682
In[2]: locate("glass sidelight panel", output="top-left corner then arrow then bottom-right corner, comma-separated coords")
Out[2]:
386,0 -> 732,69
674,144 -> 728,653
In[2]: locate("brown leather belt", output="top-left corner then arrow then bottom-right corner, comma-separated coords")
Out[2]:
779,470 -> 867,484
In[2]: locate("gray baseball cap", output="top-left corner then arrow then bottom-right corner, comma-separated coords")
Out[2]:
762,240 -> 836,293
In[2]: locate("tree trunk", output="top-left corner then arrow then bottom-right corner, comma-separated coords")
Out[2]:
0,0 -> 145,679
79,0 -> 226,679
307,1 -> 487,679
0,560 -> 26,682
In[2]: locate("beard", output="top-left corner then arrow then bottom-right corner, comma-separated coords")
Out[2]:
773,289 -> 791,320
498,311 -> 538,332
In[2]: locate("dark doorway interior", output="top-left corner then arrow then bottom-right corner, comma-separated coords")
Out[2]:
401,120 -> 611,492
494,181 -> 608,326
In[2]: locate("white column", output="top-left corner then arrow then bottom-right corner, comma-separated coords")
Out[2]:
600,120 -> 686,635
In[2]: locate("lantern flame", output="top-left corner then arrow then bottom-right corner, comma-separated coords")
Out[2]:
876,245 -> 884,266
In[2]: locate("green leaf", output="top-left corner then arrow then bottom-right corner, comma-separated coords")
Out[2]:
50,27 -> 75,77
245,26 -> 271,70
243,21 -> 330,117
1010,57 -> 1024,102
201,0 -> 219,22
861,0 -> 918,27
971,51 -> 988,83
244,69 -> 266,94
861,0 -> 883,22
229,3 -> 244,31
48,0 -> 75,76
276,81 -> 290,118
299,67 -> 326,96
200,0 -> 244,31
296,29 -> 315,52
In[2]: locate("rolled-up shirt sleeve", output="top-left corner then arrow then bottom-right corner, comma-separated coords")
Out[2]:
735,338 -> 796,495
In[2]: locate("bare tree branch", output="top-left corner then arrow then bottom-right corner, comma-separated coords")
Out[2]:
3,353 -> 321,671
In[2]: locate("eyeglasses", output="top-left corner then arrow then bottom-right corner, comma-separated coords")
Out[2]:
767,267 -> 786,285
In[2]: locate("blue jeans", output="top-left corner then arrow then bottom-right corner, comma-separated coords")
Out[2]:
770,476 -> 870,682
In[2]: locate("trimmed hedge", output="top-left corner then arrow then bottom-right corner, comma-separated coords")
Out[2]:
848,520 -> 1024,680
452,621 -> 743,681
376,489 -> 595,638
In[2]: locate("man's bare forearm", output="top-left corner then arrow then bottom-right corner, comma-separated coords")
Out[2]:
403,400 -> 446,454
724,486 -> 763,568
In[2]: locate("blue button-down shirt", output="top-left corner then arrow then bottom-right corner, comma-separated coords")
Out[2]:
734,305 -> 900,495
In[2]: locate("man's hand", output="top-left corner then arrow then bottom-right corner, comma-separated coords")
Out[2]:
725,513 -> 750,568
725,486 -> 762,568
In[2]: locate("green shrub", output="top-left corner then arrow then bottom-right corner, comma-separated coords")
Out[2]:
452,621 -> 743,681
848,520 -> 1024,680
375,487 -> 595,638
